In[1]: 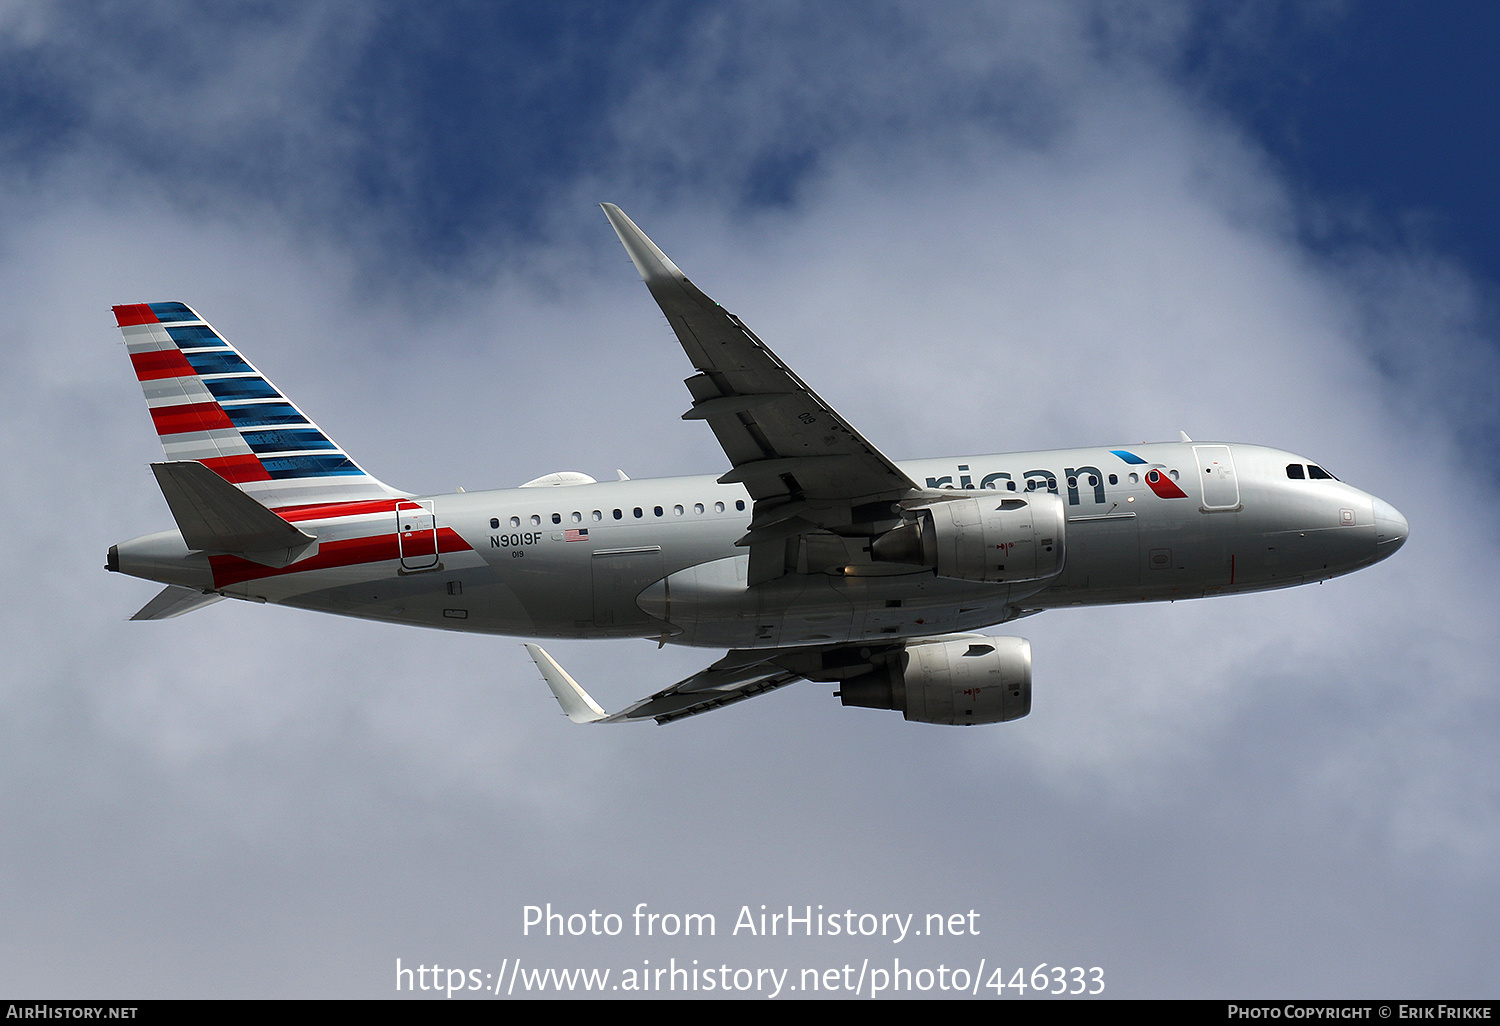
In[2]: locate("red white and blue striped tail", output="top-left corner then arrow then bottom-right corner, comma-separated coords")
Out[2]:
113,302 -> 402,510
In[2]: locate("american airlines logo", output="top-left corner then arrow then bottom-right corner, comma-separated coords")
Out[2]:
924,452 -> 1188,505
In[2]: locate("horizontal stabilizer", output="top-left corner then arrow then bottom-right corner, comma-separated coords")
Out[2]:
151,461 -> 317,567
130,584 -> 226,620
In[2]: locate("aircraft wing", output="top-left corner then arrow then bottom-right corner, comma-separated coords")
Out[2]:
602,204 -> 921,583
526,643 -> 803,725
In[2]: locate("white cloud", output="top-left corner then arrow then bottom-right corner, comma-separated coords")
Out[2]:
1,0 -> 1495,998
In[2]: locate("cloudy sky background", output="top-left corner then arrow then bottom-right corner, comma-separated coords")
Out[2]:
3,1 -> 1498,998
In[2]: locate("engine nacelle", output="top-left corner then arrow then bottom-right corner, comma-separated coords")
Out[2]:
838,635 -> 1032,725
870,493 -> 1066,584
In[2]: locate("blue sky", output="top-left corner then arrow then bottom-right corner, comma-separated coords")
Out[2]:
2,2 -> 1497,999
1205,4 -> 1500,282
7,2 -> 1496,284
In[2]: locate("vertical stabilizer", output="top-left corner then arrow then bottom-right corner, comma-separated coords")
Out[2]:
113,302 -> 402,511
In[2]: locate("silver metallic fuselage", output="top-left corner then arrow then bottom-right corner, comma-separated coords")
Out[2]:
112,441 -> 1407,651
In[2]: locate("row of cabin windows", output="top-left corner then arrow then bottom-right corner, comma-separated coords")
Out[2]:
479,469 -> 1231,528
1286,463 -> 1336,480
488,499 -> 746,530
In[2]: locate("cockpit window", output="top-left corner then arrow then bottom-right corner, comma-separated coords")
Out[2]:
1307,465 -> 1335,480
1286,464 -> 1305,479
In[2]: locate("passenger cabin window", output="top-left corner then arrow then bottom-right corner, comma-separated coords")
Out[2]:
490,518 -> 500,529
1286,464 -> 1305,479
551,513 -> 561,525
613,509 -> 622,520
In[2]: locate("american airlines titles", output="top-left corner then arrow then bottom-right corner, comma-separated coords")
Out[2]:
925,463 -> 1112,506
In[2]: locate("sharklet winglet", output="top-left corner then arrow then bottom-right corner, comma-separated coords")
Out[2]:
600,203 -> 684,286
524,644 -> 610,723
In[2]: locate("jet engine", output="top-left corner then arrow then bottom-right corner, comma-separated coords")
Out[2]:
838,635 -> 1031,725
869,493 -> 1066,584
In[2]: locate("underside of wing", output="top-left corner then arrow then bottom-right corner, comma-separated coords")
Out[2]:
601,204 -> 922,584
524,633 -> 1033,727
526,644 -> 802,725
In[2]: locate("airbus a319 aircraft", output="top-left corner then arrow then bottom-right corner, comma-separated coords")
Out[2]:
107,205 -> 1408,725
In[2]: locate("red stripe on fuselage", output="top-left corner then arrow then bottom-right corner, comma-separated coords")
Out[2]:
113,304 -> 158,327
209,527 -> 472,588
149,401 -> 235,436
131,349 -> 196,381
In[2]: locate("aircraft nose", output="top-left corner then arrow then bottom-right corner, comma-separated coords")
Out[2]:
1372,497 -> 1408,555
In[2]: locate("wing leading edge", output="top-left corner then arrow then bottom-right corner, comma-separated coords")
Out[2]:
601,204 -> 922,585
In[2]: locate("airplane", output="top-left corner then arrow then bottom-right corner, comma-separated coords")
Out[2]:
107,204 -> 1409,726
